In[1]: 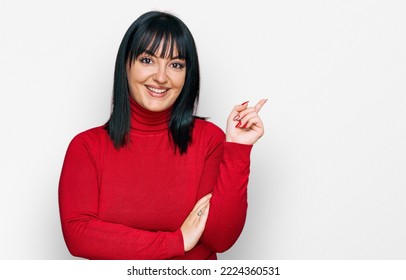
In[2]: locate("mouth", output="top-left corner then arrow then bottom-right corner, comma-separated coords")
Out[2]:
145,85 -> 169,97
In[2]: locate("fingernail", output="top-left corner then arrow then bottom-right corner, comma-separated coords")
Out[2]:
241,101 -> 249,106
242,123 -> 248,128
233,114 -> 240,121
236,121 -> 242,128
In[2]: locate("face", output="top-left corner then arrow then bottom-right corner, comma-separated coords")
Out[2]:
126,45 -> 186,112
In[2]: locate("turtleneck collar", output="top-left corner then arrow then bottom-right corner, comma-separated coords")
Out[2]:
129,97 -> 172,133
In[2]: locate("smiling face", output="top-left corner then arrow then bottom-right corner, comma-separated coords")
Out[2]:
126,45 -> 186,112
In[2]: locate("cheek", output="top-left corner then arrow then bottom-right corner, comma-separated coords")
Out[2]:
127,65 -> 149,83
173,73 -> 186,90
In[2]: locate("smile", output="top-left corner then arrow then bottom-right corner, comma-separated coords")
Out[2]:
146,86 -> 169,95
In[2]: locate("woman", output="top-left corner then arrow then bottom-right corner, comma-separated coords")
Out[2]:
59,11 -> 266,260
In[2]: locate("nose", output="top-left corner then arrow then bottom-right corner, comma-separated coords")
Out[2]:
153,64 -> 167,84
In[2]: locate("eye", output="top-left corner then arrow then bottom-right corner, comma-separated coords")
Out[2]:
171,62 -> 185,70
139,57 -> 153,64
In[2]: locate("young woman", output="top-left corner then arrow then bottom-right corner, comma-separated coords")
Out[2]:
59,11 -> 266,260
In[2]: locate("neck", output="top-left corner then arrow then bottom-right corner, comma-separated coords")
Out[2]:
129,97 -> 172,133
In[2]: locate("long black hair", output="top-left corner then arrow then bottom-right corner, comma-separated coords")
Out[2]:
106,11 -> 200,154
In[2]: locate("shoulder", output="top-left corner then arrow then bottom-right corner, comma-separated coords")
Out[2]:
67,125 -> 110,152
193,118 -> 225,141
190,118 -> 225,159
71,125 -> 107,142
61,126 -> 110,171
192,118 -> 225,155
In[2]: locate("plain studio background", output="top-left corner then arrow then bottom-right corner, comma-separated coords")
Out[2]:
0,0 -> 405,260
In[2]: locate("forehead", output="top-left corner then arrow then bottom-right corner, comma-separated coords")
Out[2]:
144,41 -> 181,58
138,30 -> 184,58
129,28 -> 188,63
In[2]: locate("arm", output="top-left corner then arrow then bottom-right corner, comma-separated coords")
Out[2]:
197,140 -> 252,252
58,133 -> 184,260
197,99 -> 267,252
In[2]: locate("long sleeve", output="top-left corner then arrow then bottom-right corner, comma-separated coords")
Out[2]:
58,132 -> 185,260
196,128 -> 253,252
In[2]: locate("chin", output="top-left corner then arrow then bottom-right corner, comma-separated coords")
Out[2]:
146,103 -> 170,112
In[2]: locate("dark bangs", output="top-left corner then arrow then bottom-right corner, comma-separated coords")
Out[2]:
126,17 -> 188,63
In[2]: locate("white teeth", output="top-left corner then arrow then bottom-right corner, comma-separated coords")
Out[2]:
147,86 -> 168,94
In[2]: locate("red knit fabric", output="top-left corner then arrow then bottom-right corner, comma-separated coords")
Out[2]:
58,98 -> 252,259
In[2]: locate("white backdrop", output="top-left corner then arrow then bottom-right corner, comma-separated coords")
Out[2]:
0,0 -> 405,259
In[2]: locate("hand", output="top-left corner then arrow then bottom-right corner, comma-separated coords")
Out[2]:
226,99 -> 267,145
180,193 -> 211,252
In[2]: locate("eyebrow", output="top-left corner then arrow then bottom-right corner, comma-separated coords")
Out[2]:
143,50 -> 185,60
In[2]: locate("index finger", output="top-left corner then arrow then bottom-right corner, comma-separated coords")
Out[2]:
193,193 -> 212,211
254,99 -> 268,113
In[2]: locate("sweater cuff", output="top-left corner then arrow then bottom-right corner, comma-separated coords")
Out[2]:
223,142 -> 253,161
166,229 -> 185,258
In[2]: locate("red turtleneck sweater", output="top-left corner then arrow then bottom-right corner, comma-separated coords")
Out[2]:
59,98 -> 252,259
